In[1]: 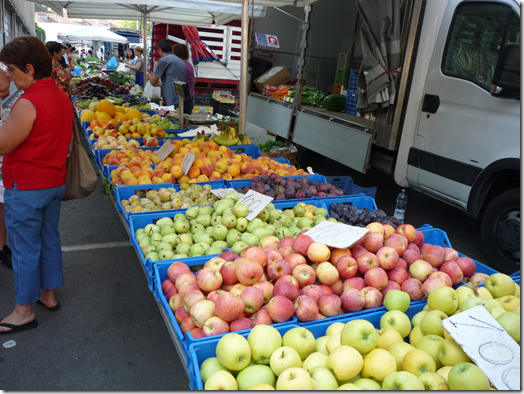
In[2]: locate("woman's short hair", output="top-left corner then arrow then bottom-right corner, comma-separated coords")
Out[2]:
173,43 -> 189,61
157,39 -> 173,53
46,41 -> 63,56
134,46 -> 143,55
0,36 -> 53,79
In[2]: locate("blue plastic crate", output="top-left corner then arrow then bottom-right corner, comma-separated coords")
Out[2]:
96,147 -> 161,171
325,176 -> 377,199
510,270 -> 520,279
350,69 -> 359,76
228,144 -> 262,158
321,195 -> 378,212
154,261 -> 298,371
139,109 -> 157,116
271,157 -> 291,165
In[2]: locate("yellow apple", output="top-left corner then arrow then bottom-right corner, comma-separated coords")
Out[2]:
477,287 -> 493,299
437,337 -> 471,366
326,332 -> 341,354
436,365 -> 452,381
409,325 -> 424,346
302,352 -> 328,371
401,349 -> 436,376
361,348 -> 397,382
376,327 -> 404,350
326,322 -> 345,336
327,345 -> 363,382
388,342 -> 416,371
498,295 -> 520,312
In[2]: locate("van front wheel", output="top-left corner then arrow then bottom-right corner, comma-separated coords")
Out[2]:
480,189 -> 520,275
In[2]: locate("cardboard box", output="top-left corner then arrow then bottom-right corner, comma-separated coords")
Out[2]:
254,65 -> 292,93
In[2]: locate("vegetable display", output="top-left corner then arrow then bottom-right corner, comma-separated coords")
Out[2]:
283,86 -> 325,107
322,94 -> 347,112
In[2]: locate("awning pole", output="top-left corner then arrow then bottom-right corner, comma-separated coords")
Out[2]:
239,0 -> 249,135
142,6 -> 148,88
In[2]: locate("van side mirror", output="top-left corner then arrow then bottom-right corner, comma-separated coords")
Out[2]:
491,43 -> 520,99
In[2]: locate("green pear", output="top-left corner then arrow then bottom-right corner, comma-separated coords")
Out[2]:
150,232 -> 163,247
221,197 -> 235,208
162,233 -> 178,247
327,218 -> 338,223
190,223 -> 205,234
210,215 -> 222,226
227,230 -> 242,246
185,207 -> 199,220
276,227 -> 292,239
174,220 -> 190,234
144,224 -> 160,235
293,205 -> 305,217
297,217 -> 313,229
156,217 -> 173,227
247,218 -> 264,233
206,247 -> 223,255
213,225 -> 229,241
222,214 -> 237,230
206,226 -> 214,236
241,232 -> 260,246
159,250 -> 175,260
199,206 -> 214,216
138,237 -> 151,249
235,218 -> 248,232
196,214 -> 211,227
314,208 -> 327,217
176,233 -> 193,245
314,216 -> 326,225
211,241 -> 229,251
135,232 -> 148,243
157,242 -> 173,253
145,252 -> 159,262
268,209 -> 281,222
135,228 -> 145,238
214,201 -> 230,215
160,223 -> 176,237
176,243 -> 191,255
282,210 -> 294,219
172,253 -> 188,259
252,227 -> 274,240
222,208 -> 233,217
278,215 -> 292,228
189,243 -> 206,257
232,203 -> 249,218
174,213 -> 186,221
257,208 -> 269,222
232,241 -> 249,255
270,220 -> 283,229
289,226 -> 301,237
225,192 -> 240,202
197,242 -> 211,252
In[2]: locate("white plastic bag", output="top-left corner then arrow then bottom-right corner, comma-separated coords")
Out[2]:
143,81 -> 161,100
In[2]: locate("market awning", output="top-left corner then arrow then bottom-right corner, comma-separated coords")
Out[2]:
67,25 -> 128,43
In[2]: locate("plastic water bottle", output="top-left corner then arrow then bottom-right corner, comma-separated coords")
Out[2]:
393,189 -> 407,222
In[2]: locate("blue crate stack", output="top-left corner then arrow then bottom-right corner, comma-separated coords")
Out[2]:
345,69 -> 359,115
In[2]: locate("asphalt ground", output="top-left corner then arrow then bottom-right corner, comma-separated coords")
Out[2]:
0,121 -> 488,390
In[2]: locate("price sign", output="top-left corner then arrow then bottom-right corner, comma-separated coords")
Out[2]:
305,221 -> 368,249
181,152 -> 196,175
235,190 -> 273,221
307,166 -> 315,175
211,188 -> 245,199
156,141 -> 175,161
442,305 -> 520,390
158,108 -> 169,116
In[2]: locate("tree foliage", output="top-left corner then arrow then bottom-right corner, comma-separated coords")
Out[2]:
117,20 -> 152,38
35,22 -> 46,42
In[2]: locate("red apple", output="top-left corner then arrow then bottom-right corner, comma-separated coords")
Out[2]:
275,275 -> 299,290
357,251 -> 379,274
396,223 -> 416,243
376,246 -> 399,270
262,245 -> 278,254
167,262 -> 191,282
284,253 -> 307,270
239,286 -> 264,314
401,278 -> 425,301
241,246 -> 267,267
292,234 -> 314,255
279,236 -> 295,248
197,268 -> 223,292
267,259 -> 292,283
315,261 -> 340,285
455,256 -> 476,278
181,315 -> 197,334
409,259 -> 433,282
318,294 -> 341,317
413,231 -> 425,247
307,242 -> 331,263
362,232 -> 384,254
380,281 -> 401,297
162,278 -> 177,296
175,305 -> 189,324
190,299 -> 216,328
229,283 -> 247,298
267,295 -> 295,323
214,292 -> 245,322
360,286 -> 383,309
340,288 -> 365,313
202,316 -> 229,337
300,285 -> 324,303
278,245 -> 293,258
330,248 -> 352,265
329,278 -> 344,296
420,243 -> 431,254
175,272 -> 197,289
396,258 -> 408,270
443,247 -> 459,262
250,309 -> 273,326
253,280 -> 274,304
469,272 -> 489,285
422,245 -> 445,268
204,257 -> 226,272
406,243 -> 421,253
318,284 -> 333,295
272,280 -> 299,301
387,267 -> 410,285
428,271 -> 453,287
219,251 -> 239,261
207,290 -> 225,303
165,286 -> 178,302
422,277 -> 448,296
294,295 -> 319,322
183,289 -> 206,312
343,277 -> 366,292
266,250 -> 283,266
383,234 -> 408,256
178,282 -> 199,299
336,256 -> 358,279
230,317 -> 254,332
364,267 -> 388,290
190,327 -> 205,339
402,248 -> 422,266
219,261 -> 238,285
235,258 -> 264,286
169,294 -> 183,313
439,260 -> 464,285
292,264 -> 317,288
350,244 -> 368,260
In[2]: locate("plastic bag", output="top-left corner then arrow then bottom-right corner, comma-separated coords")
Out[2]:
116,63 -> 127,72
105,56 -> 118,69
143,81 -> 161,100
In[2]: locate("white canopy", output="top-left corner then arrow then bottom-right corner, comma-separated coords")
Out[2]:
209,0 -> 315,6
67,25 -> 128,43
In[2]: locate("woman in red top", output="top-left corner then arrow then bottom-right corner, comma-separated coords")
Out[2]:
0,36 -> 73,334
46,41 -> 72,97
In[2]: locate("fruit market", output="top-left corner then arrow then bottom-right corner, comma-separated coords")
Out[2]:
0,0 -> 520,391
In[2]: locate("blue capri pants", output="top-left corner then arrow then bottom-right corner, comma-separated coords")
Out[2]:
4,183 -> 66,305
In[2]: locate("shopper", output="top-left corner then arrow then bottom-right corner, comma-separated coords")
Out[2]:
0,35 -> 73,334
146,39 -> 188,107
172,43 -> 195,115
60,42 -> 71,68
69,47 -> 79,67
0,66 -> 11,270
46,41 -> 72,97
125,46 -> 144,86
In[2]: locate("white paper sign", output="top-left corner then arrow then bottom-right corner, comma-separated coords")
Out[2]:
156,141 -> 175,161
442,305 -> 520,390
211,188 -> 245,199
307,166 -> 315,175
235,190 -> 274,221
305,221 -> 369,249
181,152 -> 196,175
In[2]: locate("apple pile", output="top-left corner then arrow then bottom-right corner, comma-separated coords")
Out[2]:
200,305 -> 498,390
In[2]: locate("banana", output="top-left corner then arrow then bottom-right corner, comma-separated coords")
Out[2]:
213,136 -> 240,146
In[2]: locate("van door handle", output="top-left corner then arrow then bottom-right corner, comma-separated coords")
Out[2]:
422,94 -> 440,113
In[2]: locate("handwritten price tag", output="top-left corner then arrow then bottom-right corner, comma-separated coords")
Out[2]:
181,152 -> 196,175
235,190 -> 273,221
442,305 -> 520,390
305,221 -> 368,249
211,188 -> 245,199
156,141 -> 175,161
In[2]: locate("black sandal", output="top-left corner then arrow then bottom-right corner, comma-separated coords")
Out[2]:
36,300 -> 61,311
0,319 -> 38,335
0,245 -> 12,270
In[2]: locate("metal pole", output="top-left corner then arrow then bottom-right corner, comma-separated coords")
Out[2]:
142,6 -> 148,88
239,0 -> 249,135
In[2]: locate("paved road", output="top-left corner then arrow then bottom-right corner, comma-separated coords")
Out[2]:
0,122 -> 488,390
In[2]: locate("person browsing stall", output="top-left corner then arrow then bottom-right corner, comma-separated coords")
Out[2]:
0,35 -> 74,334
172,43 -> 195,115
46,41 -> 72,97
125,46 -> 145,87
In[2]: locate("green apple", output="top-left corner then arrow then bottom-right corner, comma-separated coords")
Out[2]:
387,342 -> 415,371
381,371 -> 425,390
411,310 -> 428,327
269,346 -> 302,377
337,383 -> 363,390
447,362 -> 491,390
340,319 -> 378,355
485,273 -> 516,298
419,310 -> 448,337
415,335 -> 444,370
460,296 -> 492,313
327,345 -> 363,381
236,365 -> 276,390
496,311 -> 520,343
401,349 -> 436,376
302,352 -> 328,371
361,348 -> 397,382
326,322 -> 345,336
216,333 -> 252,371
248,325 -> 282,365
423,304 -> 431,311
437,337 -> 471,366
315,335 -> 331,355
353,378 -> 382,390
308,366 -> 339,391
409,325 -> 424,346
199,357 -> 234,385
380,310 -> 412,338
427,286 -> 458,315
455,285 -> 477,306
418,372 -> 450,390
326,333 -> 341,354
249,383 -> 275,390
276,367 -> 314,390
490,305 -> 507,319
282,327 -> 316,360
384,289 -> 411,312
204,370 -> 238,390
376,327 -> 404,350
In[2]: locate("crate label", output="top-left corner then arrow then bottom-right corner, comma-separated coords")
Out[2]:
236,190 -> 273,221
156,141 -> 175,161
211,188 -> 244,199
305,221 -> 368,249
181,152 -> 197,175
442,305 -> 520,390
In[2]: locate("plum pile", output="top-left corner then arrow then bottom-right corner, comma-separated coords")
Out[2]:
234,173 -> 345,200
328,202 -> 401,228
71,77 -> 130,97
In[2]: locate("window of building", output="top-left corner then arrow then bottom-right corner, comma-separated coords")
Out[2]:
4,5 -> 11,41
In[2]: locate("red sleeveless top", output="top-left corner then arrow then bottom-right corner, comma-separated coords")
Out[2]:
3,79 -> 73,190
